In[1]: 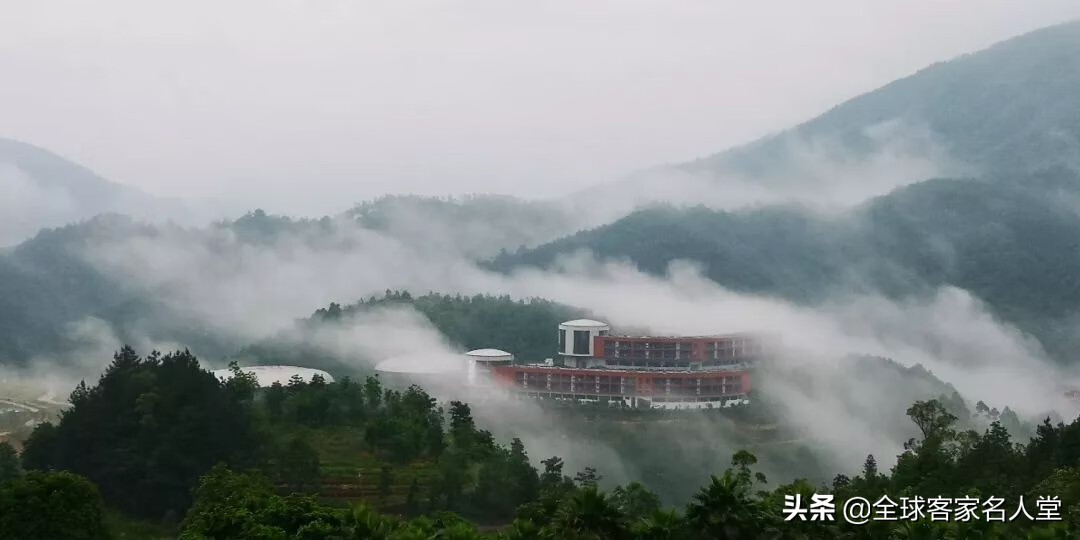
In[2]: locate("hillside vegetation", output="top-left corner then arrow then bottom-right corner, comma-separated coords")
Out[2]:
5,348 -> 1080,538
492,169 -> 1080,361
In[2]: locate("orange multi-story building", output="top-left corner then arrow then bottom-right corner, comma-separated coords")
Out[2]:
483,319 -> 766,408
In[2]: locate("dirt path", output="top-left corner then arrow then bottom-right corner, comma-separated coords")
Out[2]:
36,391 -> 69,407
0,399 -> 39,413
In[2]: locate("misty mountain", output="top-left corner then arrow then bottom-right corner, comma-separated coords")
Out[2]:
590,20 -> 1080,217
0,139 -> 154,246
0,198 -> 580,367
0,210 -> 378,366
6,21 -> 1080,370
346,194 -> 579,258
0,216 -> 238,367
235,291 -> 593,373
0,138 -> 223,248
496,22 -> 1080,360
699,20 -> 1080,177
491,168 -> 1080,361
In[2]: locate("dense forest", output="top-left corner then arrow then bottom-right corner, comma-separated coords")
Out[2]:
314,291 -> 591,364
4,347 -> 1080,538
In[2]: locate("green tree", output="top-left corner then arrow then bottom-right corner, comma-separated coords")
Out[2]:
906,399 -> 958,443
0,442 -> 20,483
0,471 -> 109,540
279,436 -> 322,495
265,381 -> 287,422
546,486 -> 628,540
574,467 -> 602,489
181,465 -> 340,539
508,438 -> 540,506
363,376 -> 383,410
610,482 -> 661,516
223,360 -> 259,403
629,509 -> 686,540
685,471 -> 766,540
19,421 -> 58,471
341,503 -> 398,540
21,347 -> 259,520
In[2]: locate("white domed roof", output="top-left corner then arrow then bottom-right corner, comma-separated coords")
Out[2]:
560,319 -> 609,328
212,365 -> 334,387
466,348 -> 513,357
466,348 -> 514,362
375,354 -> 465,375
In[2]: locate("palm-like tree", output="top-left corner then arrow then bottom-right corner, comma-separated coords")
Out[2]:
342,503 -> 398,540
631,508 -> 687,540
685,471 -> 766,540
547,486 -> 629,540
501,518 -> 542,540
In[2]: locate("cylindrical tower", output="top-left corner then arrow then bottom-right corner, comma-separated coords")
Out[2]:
465,348 -> 514,384
374,353 -> 467,392
557,319 -> 609,366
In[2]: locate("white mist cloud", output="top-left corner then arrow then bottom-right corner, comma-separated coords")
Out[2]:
45,215 -> 1076,482
2,315 -> 186,410
0,164 -> 80,246
576,118 -> 972,225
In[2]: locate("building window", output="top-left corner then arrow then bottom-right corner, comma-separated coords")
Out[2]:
573,330 -> 590,355
559,329 -> 566,352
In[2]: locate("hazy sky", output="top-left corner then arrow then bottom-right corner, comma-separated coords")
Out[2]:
2,0 -> 1079,215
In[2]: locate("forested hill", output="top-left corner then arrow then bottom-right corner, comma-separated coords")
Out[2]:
237,292 -> 593,372
490,168 -> 1080,361
0,197 -> 575,367
495,22 -> 1080,363
681,20 -> 1080,181
311,292 -> 592,362
347,195 -> 578,258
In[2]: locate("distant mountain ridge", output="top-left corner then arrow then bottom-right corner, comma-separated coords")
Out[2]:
494,21 -> 1080,362
0,138 -> 176,246
0,138 -> 242,247
0,138 -> 143,205
687,19 -> 1080,181
5,21 -> 1080,368
491,168 -> 1080,360
579,20 -> 1080,221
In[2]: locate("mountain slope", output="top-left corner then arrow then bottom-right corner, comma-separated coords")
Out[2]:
491,168 -> 1080,360
0,138 -> 163,246
505,22 -> 1080,359
690,20 -> 1080,181
578,20 -> 1080,222
346,194 -> 579,258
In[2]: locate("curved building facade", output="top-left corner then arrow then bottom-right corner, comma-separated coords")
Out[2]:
483,320 -> 765,409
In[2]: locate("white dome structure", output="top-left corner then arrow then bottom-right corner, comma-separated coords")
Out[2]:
212,365 -> 334,387
465,348 -> 514,362
560,319 -> 610,328
374,354 -> 465,375
465,348 -> 514,385
558,319 -> 610,358
375,353 -> 468,391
